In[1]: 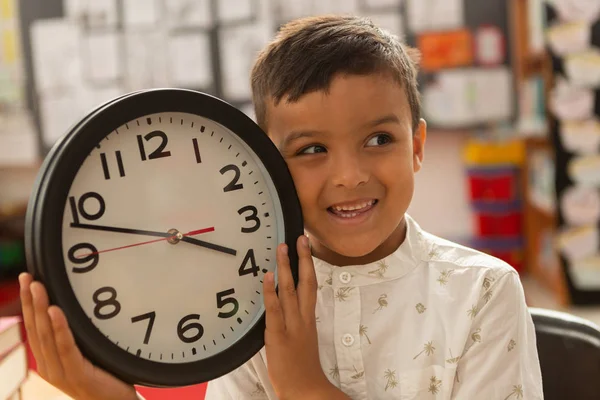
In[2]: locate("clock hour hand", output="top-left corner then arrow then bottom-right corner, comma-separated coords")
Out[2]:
181,236 -> 237,256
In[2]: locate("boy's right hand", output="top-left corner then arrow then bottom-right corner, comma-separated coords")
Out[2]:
19,273 -> 139,400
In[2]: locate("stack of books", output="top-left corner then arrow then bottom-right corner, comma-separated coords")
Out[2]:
0,316 -> 28,400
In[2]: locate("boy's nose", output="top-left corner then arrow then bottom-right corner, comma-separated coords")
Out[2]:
329,153 -> 369,189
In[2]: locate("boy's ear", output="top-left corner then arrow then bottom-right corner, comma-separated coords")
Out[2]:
413,118 -> 427,173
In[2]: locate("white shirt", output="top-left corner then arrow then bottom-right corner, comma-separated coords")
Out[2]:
204,215 -> 544,399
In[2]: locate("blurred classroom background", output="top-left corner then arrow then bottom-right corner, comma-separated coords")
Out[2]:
1,0 -> 600,399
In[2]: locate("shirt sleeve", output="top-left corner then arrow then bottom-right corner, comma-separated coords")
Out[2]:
451,270 -> 544,399
204,350 -> 276,400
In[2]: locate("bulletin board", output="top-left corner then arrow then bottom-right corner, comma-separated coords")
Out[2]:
402,0 -> 516,130
18,0 -> 518,154
545,2 -> 600,305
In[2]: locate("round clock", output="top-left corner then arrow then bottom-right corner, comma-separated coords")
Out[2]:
24,88 -> 304,387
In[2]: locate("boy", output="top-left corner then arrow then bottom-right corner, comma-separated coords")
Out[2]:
19,15 -> 543,399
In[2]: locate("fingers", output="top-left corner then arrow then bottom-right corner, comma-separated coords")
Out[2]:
296,235 -> 318,322
48,305 -> 86,384
263,271 -> 285,333
30,281 -> 66,384
275,243 -> 300,327
19,273 -> 47,376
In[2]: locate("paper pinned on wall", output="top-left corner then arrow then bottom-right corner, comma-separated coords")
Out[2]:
313,0 -> 359,15
274,0 -> 312,21
167,33 -> 212,88
561,185 -> 600,227
362,0 -> 403,9
78,84 -> 123,114
39,92 -> 80,147
549,78 -> 595,120
363,13 -> 404,38
556,225 -> 599,264
546,21 -> 591,56
406,0 -> 464,34
569,255 -> 600,291
568,155 -> 600,187
82,32 -> 121,84
564,48 -> 600,88
64,0 -> 118,29
31,19 -> 82,94
219,24 -> 271,101
124,30 -> 170,91
0,113 -> 37,166
422,70 -> 472,127
0,0 -> 25,110
123,0 -> 159,29
422,67 -> 512,127
166,0 -> 212,28
274,0 -> 359,22
472,67 -> 512,122
547,0 -> 600,23
559,118 -> 600,154
217,0 -> 255,24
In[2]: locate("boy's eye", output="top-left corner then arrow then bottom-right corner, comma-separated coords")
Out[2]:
366,133 -> 392,147
298,145 -> 327,155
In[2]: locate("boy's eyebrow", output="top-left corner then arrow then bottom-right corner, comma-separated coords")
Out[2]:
364,114 -> 401,127
279,130 -> 321,150
278,114 -> 401,149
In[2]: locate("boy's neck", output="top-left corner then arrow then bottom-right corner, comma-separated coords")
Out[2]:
311,217 -> 408,267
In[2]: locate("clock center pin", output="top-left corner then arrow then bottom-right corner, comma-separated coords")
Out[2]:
167,228 -> 183,244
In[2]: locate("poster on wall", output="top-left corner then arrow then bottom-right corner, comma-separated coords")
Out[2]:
0,0 -> 36,165
545,1 -> 600,300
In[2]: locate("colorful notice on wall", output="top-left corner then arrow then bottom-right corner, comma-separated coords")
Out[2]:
417,29 -> 473,72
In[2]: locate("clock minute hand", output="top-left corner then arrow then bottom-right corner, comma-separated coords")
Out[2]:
70,223 -> 216,238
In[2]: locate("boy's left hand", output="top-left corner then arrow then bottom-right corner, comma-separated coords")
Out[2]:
263,235 -> 346,400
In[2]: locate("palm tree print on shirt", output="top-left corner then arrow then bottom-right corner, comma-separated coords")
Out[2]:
369,260 -> 389,278
329,364 -> 340,380
251,382 -> 266,396
335,287 -> 354,301
351,366 -> 365,380
359,324 -> 372,344
437,270 -> 455,286
429,376 -> 442,394
384,369 -> 398,391
373,294 -> 388,313
416,303 -> 427,314
471,328 -> 482,343
508,339 -> 516,352
504,385 -> 524,399
467,304 -> 479,319
413,341 -> 436,360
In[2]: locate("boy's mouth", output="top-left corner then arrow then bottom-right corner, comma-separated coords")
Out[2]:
327,199 -> 378,218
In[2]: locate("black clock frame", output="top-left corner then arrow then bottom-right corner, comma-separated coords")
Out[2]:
24,89 -> 304,387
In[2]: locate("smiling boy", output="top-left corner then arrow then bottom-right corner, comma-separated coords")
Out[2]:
19,14 -> 543,400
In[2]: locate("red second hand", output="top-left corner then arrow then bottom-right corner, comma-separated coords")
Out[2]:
76,227 -> 215,258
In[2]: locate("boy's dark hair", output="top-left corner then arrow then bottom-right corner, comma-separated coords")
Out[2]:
250,14 -> 422,132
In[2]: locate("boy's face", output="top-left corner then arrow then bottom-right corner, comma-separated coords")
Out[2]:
265,73 -> 426,265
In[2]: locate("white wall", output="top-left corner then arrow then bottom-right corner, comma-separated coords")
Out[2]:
408,130 -> 474,241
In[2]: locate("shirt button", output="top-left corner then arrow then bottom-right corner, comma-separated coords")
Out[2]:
342,333 -> 355,347
339,271 -> 352,284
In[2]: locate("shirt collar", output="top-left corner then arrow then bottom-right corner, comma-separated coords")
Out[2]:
312,214 -> 425,287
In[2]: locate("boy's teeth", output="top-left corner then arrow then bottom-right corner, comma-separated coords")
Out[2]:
333,200 -> 374,211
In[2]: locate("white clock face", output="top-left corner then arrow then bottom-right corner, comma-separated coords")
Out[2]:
61,111 -> 285,364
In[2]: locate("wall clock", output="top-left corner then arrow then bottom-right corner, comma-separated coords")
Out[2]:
24,88 -> 304,387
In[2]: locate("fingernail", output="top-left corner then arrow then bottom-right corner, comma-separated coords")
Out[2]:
280,244 -> 288,255
301,235 -> 309,248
